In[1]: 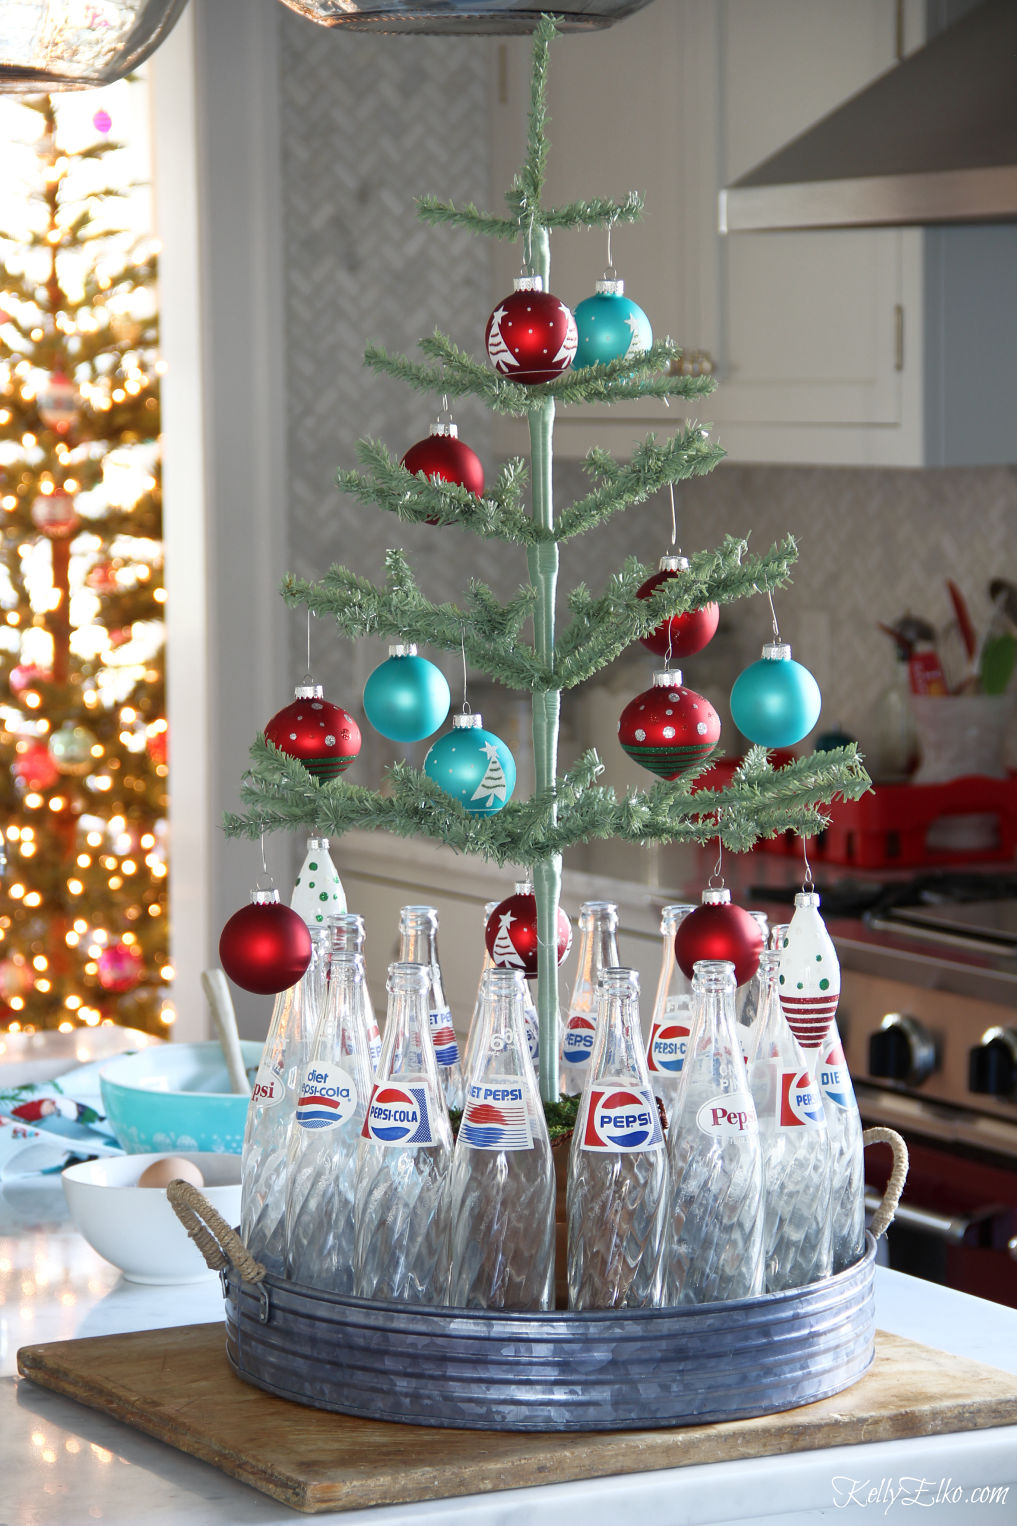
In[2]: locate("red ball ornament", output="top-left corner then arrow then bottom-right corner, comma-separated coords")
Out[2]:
37,372 -> 79,434
13,742 -> 60,791
401,421 -> 485,498
484,883 -> 572,979
86,560 -> 120,594
97,941 -> 143,994
9,663 -> 52,695
674,889 -> 764,986
147,727 -> 168,767
263,679 -> 361,781
618,670 -> 721,780
637,555 -> 720,659
219,889 -> 312,995
485,276 -> 578,385
30,492 -> 79,539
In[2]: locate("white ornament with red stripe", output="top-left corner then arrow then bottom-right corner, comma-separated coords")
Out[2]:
777,890 -> 840,1051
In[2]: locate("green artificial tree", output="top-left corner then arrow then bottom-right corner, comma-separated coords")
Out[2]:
0,94 -> 168,1035
227,17 -> 868,1103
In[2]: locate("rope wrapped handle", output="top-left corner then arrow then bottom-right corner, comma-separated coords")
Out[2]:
863,1126 -> 909,1240
167,1179 -> 267,1284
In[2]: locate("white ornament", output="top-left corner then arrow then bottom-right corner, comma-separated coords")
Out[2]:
777,890 -> 841,1050
291,837 -> 347,929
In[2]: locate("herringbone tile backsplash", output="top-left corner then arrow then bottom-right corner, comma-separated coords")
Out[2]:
278,17 -> 1017,799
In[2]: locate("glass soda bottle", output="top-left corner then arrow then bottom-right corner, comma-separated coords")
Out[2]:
466,901 -> 540,1078
645,903 -> 696,1120
448,967 -> 554,1309
735,910 -> 771,1061
560,901 -> 619,1095
285,950 -> 375,1291
329,911 -> 381,1070
398,905 -> 463,1111
354,961 -> 453,1304
567,967 -> 668,1309
747,949 -> 832,1291
666,959 -> 764,1304
778,890 -> 865,1273
241,922 -> 327,1275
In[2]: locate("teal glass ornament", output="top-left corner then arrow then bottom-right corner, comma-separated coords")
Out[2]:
424,712 -> 516,816
730,642 -> 822,749
573,276 -> 652,370
363,643 -> 450,743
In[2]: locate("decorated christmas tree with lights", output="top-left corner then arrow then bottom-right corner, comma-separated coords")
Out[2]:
225,17 -> 868,1103
0,95 -> 168,1035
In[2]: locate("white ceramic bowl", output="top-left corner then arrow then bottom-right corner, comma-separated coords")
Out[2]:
62,1151 -> 241,1284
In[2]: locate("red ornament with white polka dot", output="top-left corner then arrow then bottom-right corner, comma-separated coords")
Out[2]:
263,678 -> 361,781
485,276 -> 578,385
636,554 -> 720,659
618,670 -> 721,780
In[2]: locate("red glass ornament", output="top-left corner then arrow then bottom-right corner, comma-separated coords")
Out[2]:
485,276 -> 578,385
86,561 -> 120,594
637,555 -> 719,658
9,663 -> 52,695
147,727 -> 168,767
484,883 -> 572,979
37,372 -> 79,434
264,680 -> 361,781
30,492 -> 79,539
618,670 -> 721,780
674,890 -> 764,985
219,890 -> 312,995
97,941 -> 143,994
12,743 -> 60,791
401,422 -> 484,498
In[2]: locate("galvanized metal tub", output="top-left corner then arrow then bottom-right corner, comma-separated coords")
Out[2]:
219,1236 -> 876,1432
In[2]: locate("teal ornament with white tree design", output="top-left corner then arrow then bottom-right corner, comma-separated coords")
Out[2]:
423,712 -> 516,816
291,837 -> 347,929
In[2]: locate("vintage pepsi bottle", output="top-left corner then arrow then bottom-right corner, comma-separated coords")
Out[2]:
567,967 -> 668,1309
778,889 -> 864,1273
645,903 -> 696,1118
464,902 -> 539,1078
448,967 -> 554,1309
560,901 -> 620,1095
666,960 -> 764,1304
240,927 -> 327,1275
328,911 -> 381,1070
285,950 -> 375,1291
398,905 -> 463,1111
354,961 -> 453,1304
747,949 -> 832,1291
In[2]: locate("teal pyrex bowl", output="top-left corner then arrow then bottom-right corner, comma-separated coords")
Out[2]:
99,1040 -> 262,1155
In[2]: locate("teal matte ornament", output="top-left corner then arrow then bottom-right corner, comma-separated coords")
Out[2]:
573,276 -> 652,370
730,642 -> 822,749
424,712 -> 516,816
363,643 -> 450,743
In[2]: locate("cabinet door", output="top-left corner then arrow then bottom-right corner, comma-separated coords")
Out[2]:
490,0 -> 924,465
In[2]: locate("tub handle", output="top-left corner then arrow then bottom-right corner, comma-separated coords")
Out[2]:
863,1126 -> 909,1239
166,1179 -> 267,1284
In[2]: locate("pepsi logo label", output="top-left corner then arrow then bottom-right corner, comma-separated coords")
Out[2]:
562,1013 -> 596,1065
524,1011 -> 540,1062
429,1008 -> 460,1068
251,1072 -> 285,1107
818,1041 -> 854,1109
695,1092 -> 758,1136
362,1082 -> 435,1146
295,1063 -> 358,1130
778,1070 -> 825,1128
460,1076 -> 533,1151
368,1022 -> 382,1067
647,1020 -> 689,1074
582,1084 -> 663,1152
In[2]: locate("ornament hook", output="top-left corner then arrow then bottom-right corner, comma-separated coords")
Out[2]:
460,625 -> 471,715
708,816 -> 725,888
766,588 -> 781,643
254,834 -> 275,895
802,836 -> 815,892
668,480 -> 679,550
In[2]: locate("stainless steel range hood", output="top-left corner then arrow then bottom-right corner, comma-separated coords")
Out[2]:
720,0 -> 1017,232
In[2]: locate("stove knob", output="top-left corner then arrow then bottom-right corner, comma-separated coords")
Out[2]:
969,1027 -> 1017,1098
868,1012 -> 936,1085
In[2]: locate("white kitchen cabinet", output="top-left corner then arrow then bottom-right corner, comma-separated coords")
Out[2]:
489,0 -> 1015,467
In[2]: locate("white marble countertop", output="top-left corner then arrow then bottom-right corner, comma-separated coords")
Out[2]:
3,1177 -> 1017,1526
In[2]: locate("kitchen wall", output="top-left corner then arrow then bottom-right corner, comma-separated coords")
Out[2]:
278,16 -> 1017,805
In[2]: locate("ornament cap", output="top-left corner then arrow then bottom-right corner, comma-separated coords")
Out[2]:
389,642 -> 418,658
293,674 -> 324,699
595,276 -> 625,296
513,274 -> 544,292
306,836 -> 329,850
701,887 -> 732,906
429,419 -> 459,439
658,554 -> 689,573
651,669 -> 683,689
794,890 -> 822,909
761,641 -> 792,662
250,886 -> 281,907
514,879 -> 534,894
452,711 -> 483,729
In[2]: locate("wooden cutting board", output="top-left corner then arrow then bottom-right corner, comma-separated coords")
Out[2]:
18,1324 -> 1017,1516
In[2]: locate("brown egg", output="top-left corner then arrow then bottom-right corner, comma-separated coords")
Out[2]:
136,1155 -> 205,1190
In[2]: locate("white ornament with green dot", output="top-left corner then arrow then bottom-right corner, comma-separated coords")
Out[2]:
291,837 -> 347,931
776,890 -> 840,1050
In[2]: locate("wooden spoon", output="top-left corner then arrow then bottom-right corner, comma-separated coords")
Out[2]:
201,968 -> 250,1095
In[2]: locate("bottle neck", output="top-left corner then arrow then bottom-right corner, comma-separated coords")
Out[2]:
591,968 -> 646,1082
398,907 -> 437,968
468,968 -> 532,1082
575,903 -> 619,988
688,960 -> 740,1067
380,961 -> 435,1080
